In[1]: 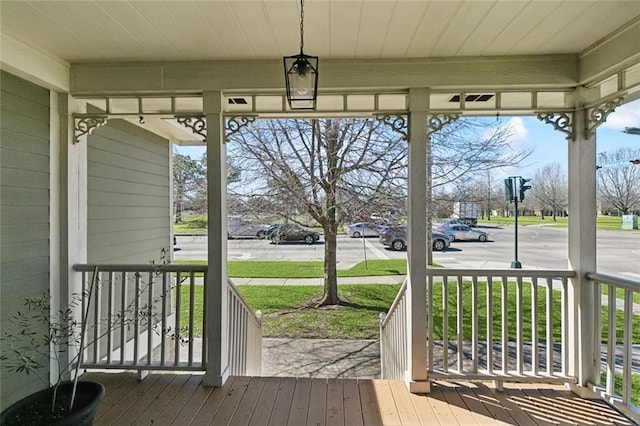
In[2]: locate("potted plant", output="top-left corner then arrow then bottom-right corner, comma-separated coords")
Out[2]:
1,267 -> 106,425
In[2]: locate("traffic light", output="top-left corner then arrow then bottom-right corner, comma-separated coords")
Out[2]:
519,177 -> 532,201
504,178 -> 514,202
631,158 -> 640,165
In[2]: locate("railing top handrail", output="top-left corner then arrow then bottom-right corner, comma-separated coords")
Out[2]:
73,263 -> 208,273
587,271 -> 640,292
227,278 -> 262,326
380,277 -> 408,329
427,268 -> 575,279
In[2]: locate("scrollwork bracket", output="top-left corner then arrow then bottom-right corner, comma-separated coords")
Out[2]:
176,115 -> 207,140
587,96 -> 624,137
74,115 -> 108,144
225,116 -> 257,141
427,113 -> 460,133
536,112 -> 573,140
375,114 -> 408,141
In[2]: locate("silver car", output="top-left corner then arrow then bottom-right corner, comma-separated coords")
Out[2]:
439,224 -> 488,242
346,222 -> 381,238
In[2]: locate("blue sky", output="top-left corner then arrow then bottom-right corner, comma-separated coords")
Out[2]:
174,98 -> 640,181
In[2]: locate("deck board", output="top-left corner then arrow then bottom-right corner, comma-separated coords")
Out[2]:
81,373 -> 635,426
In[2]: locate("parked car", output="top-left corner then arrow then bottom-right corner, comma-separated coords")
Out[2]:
228,216 -> 271,239
346,222 -> 381,238
378,226 -> 450,251
269,223 -> 320,245
439,224 -> 488,242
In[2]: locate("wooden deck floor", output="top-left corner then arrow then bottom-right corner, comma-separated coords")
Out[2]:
83,372 -> 634,425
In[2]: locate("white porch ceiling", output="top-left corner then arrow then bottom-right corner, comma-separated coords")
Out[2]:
2,1 -> 640,63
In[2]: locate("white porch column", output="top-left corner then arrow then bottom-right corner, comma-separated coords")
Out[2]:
406,88 -> 429,393
203,91 -> 229,386
567,104 -> 597,388
55,94 -> 88,380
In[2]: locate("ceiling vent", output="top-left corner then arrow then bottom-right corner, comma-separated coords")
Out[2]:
228,97 -> 248,105
449,94 -> 494,103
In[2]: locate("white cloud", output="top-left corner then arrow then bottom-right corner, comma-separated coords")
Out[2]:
506,117 -> 529,143
602,100 -> 640,130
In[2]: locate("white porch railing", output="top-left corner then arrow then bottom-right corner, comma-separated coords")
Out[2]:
588,272 -> 640,420
426,269 -> 576,383
227,278 -> 262,376
379,277 -> 408,380
380,269 -> 578,384
73,264 -> 208,371
73,264 -> 262,377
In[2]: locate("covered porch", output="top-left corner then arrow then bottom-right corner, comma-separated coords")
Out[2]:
1,1 -> 640,424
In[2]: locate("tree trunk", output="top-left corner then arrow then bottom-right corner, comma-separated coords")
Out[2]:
317,225 -> 339,306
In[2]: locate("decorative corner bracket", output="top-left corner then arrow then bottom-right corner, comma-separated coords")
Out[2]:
176,115 -> 207,140
375,115 -> 408,140
587,96 -> 624,137
225,116 -> 256,141
74,115 -> 108,144
536,112 -> 573,140
427,113 -> 460,133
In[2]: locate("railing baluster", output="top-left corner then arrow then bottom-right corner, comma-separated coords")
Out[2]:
516,275 -> 523,375
93,271 -> 101,364
120,271 -> 127,365
147,271 -> 153,366
442,276 -> 449,372
160,272 -> 167,365
427,275 -> 433,373
561,277 -> 568,376
457,275 -> 463,372
501,276 -> 508,374
622,289 -> 632,405
189,271 -> 195,366
107,271 -> 114,364
175,271 -> 181,366
486,276 -> 493,375
531,277 -> 538,376
607,283 -> 616,396
472,275 -> 478,374
546,277 -> 553,376
134,272 -> 140,366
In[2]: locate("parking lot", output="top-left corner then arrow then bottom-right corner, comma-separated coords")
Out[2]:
174,225 -> 640,278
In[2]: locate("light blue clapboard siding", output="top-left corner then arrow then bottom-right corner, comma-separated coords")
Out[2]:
0,71 -> 51,411
87,118 -> 170,264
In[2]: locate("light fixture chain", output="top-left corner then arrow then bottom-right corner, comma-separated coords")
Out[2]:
299,0 -> 304,53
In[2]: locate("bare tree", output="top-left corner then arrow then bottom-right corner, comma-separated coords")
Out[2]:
228,118 -> 407,306
597,147 -> 640,215
525,163 -> 567,220
227,117 -> 529,307
431,119 -> 532,189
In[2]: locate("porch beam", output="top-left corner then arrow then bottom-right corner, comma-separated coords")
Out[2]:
406,88 -> 429,393
70,55 -> 578,96
579,17 -> 640,86
203,91 -> 230,387
567,100 -> 597,390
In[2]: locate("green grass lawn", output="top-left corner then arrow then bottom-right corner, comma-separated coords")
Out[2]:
174,214 -> 208,234
175,259 -> 409,278
176,283 -> 640,344
477,215 -> 638,231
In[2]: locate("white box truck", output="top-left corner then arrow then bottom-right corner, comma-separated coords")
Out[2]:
452,202 -> 480,226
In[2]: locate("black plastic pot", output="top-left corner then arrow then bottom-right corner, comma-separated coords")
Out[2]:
1,381 -> 105,426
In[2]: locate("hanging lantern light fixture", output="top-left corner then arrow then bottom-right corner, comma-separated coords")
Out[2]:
283,0 -> 318,110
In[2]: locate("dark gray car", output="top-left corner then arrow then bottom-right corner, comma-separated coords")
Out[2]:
378,226 -> 450,251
